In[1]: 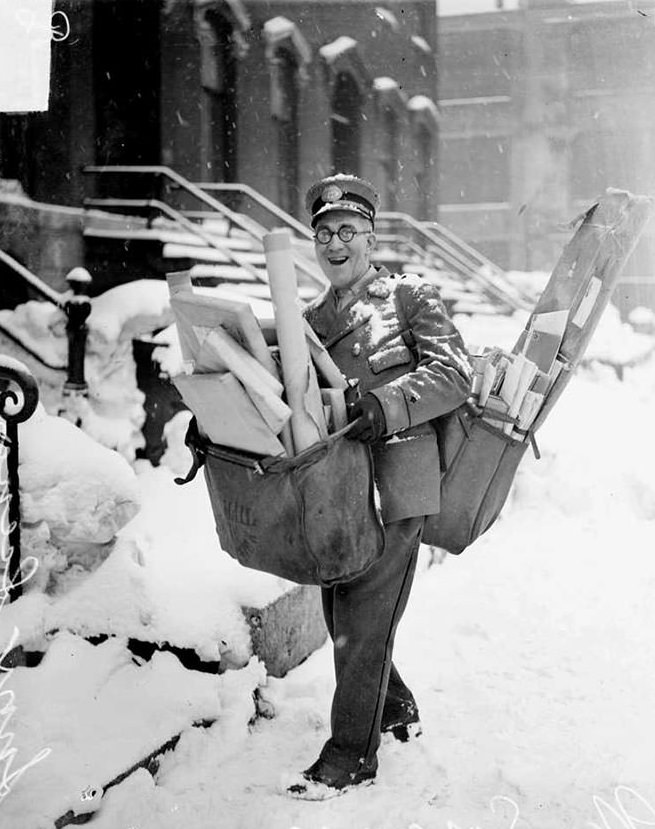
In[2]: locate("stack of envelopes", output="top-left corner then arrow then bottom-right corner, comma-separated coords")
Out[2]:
469,307 -> 567,438
468,189 -> 655,442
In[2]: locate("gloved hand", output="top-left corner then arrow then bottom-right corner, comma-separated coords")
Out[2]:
346,393 -> 387,444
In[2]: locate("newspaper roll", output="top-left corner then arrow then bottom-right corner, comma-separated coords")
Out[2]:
263,230 -> 327,453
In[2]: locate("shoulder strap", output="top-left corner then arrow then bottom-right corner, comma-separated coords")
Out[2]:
392,276 -> 417,355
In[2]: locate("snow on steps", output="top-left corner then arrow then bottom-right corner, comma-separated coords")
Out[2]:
2,585 -> 324,827
84,209 -> 499,314
2,634 -> 265,829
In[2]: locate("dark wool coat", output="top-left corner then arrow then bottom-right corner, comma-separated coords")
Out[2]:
304,267 -> 472,523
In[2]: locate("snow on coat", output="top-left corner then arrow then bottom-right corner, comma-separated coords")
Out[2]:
304,268 -> 471,522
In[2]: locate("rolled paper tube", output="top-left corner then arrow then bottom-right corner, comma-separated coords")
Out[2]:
304,320 -> 347,389
263,229 -> 327,452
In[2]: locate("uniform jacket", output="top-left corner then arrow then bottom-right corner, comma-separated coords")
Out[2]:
304,267 -> 471,523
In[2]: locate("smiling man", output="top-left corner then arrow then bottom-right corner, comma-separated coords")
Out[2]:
284,175 -> 472,800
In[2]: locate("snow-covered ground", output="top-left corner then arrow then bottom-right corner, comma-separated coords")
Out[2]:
1,284 -> 655,828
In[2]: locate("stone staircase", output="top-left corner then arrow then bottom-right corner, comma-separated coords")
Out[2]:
82,205 -> 520,317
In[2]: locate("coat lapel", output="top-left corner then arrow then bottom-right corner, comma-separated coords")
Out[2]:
306,290 -> 372,349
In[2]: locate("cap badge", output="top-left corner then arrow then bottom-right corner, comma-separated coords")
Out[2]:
321,184 -> 344,204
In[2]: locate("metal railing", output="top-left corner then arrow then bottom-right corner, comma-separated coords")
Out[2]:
83,166 -> 327,289
82,165 -> 529,309
83,198 -> 266,284
376,212 -> 532,311
192,182 -> 314,241
196,182 -> 529,309
0,248 -> 65,308
0,249 -> 92,400
0,357 -> 39,613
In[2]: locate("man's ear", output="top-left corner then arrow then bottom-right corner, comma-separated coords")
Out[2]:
366,231 -> 377,253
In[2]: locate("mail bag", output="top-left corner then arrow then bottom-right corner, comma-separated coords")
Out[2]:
421,404 -> 534,555
176,419 -> 385,586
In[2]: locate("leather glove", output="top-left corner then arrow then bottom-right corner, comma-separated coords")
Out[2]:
346,393 -> 387,444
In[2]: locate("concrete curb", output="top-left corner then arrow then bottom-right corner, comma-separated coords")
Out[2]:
242,584 -> 327,678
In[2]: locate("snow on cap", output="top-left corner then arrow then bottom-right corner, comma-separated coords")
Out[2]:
305,174 -> 380,227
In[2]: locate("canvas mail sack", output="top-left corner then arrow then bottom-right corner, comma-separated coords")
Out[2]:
422,188 -> 654,555
176,418 -> 385,586
395,300 -> 535,556
421,404 -> 535,555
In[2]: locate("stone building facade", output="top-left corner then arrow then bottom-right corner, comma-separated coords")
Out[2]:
0,0 -> 439,222
437,0 -> 655,313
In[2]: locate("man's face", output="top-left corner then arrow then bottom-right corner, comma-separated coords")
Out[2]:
313,210 -> 376,290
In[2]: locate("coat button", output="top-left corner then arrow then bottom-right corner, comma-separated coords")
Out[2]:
351,343 -> 361,357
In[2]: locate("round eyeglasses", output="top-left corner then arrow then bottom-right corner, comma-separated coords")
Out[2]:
314,226 -> 368,245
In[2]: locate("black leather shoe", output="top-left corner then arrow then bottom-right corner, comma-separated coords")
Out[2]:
285,756 -> 377,800
381,699 -> 422,743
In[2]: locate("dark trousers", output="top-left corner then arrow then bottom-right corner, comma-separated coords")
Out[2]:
318,515 -> 424,771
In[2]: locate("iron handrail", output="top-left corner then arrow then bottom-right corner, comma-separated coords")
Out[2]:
82,166 -> 327,289
0,251 -> 92,387
373,234 -> 439,263
196,185 -> 511,304
84,198 -> 266,283
376,211 -> 531,310
0,248 -> 66,308
421,217 -> 535,306
0,249 -> 69,371
0,357 -> 39,607
194,188 -> 523,307
193,182 -> 315,241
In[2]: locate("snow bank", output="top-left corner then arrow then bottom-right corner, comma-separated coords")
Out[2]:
19,405 -> 140,545
61,347 -> 655,829
0,280 -> 174,460
3,452 -> 292,661
2,633 -> 266,829
0,301 -> 67,369
83,281 -> 173,459
2,294 -> 655,828
16,404 -> 140,594
88,280 -> 172,347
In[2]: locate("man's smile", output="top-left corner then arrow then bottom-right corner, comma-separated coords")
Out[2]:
313,210 -> 375,290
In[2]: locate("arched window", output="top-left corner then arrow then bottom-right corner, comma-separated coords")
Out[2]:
198,10 -> 239,182
264,17 -> 311,217
416,124 -> 432,219
332,72 -> 363,176
374,78 -> 407,211
408,95 -> 440,219
272,48 -> 300,215
319,37 -> 372,177
382,109 -> 399,209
